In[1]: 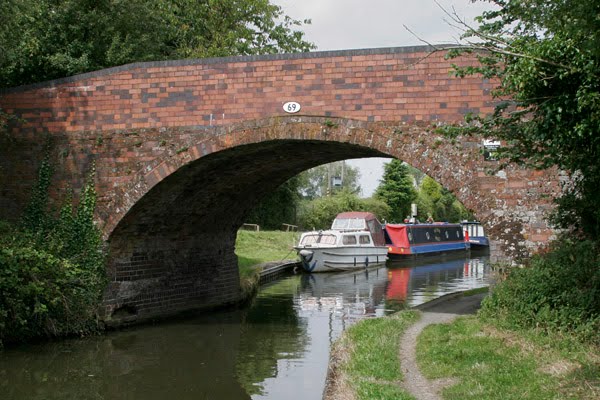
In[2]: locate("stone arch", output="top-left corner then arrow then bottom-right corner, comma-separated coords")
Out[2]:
102,116 -> 560,324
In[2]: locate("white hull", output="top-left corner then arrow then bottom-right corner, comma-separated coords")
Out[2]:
296,245 -> 388,273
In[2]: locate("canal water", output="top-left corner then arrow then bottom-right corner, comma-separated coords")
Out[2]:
1,253 -> 491,400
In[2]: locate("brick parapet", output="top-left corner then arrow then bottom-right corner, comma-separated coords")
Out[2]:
0,46 -> 493,135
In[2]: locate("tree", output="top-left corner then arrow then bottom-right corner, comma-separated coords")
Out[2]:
415,176 -> 471,222
297,190 -> 390,230
441,0 -> 600,240
297,161 -> 361,200
0,0 -> 315,87
374,160 -> 416,223
245,177 -> 300,230
162,0 -> 315,59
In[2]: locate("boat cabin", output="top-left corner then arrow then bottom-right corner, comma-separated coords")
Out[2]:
461,221 -> 490,249
331,211 -> 386,246
384,223 -> 468,257
299,231 -> 376,247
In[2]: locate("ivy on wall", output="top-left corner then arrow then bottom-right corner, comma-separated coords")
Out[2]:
0,152 -> 107,346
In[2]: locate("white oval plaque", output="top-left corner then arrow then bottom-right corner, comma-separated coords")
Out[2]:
283,101 -> 301,114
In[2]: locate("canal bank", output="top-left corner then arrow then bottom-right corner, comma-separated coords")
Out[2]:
324,287 -> 599,400
322,289 -> 487,400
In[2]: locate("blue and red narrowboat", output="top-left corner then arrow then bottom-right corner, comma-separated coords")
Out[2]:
383,222 -> 470,258
461,221 -> 490,250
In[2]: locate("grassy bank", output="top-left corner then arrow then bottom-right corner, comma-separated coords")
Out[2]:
328,240 -> 600,399
326,311 -> 419,400
418,316 -> 599,399
329,306 -> 599,400
235,230 -> 300,296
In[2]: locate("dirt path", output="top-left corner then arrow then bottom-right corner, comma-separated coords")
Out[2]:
399,293 -> 486,400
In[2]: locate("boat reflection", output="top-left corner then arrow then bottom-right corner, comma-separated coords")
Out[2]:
296,253 -> 491,319
386,254 -> 491,308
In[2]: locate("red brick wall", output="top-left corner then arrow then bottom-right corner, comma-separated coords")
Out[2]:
0,46 -> 562,324
1,46 -> 492,133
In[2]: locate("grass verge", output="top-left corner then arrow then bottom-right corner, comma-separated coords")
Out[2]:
417,315 -> 600,400
326,311 -> 420,400
235,230 -> 300,297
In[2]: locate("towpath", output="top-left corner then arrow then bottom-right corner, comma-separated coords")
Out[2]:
399,292 -> 486,400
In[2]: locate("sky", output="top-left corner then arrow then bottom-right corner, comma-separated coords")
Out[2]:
271,0 -> 493,196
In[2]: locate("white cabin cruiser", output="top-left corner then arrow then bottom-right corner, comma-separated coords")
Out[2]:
295,212 -> 388,272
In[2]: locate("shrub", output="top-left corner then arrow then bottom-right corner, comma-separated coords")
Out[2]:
297,191 -> 390,230
0,244 -> 104,342
479,239 -> 600,344
0,160 -> 107,346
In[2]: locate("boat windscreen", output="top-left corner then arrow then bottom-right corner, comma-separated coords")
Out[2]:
300,234 -> 337,245
331,218 -> 365,230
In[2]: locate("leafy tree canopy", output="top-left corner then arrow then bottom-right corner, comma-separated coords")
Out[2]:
443,0 -> 600,240
245,176 -> 300,230
374,159 -> 416,223
297,161 -> 361,200
0,0 -> 315,87
298,190 -> 390,230
415,176 -> 472,223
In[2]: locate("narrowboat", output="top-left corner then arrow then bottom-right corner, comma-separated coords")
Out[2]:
295,212 -> 388,273
461,221 -> 490,250
384,222 -> 469,259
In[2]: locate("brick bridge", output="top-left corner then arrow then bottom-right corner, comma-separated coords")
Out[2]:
0,45 -> 561,324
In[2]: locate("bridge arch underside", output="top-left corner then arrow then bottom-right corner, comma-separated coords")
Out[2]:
104,138 -> 386,323
102,118 -> 558,324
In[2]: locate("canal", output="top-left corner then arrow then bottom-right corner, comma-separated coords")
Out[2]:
1,253 -> 491,400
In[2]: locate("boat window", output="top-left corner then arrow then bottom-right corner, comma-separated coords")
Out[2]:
300,235 -> 318,245
319,234 -> 337,245
342,235 -> 357,245
359,235 -> 371,244
300,234 -> 337,245
408,232 -> 413,242
332,218 -> 365,230
445,231 -> 449,239
332,219 -> 348,229
350,219 -> 364,229
425,232 -> 431,240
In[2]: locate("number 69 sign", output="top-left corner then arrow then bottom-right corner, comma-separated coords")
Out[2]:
283,101 -> 301,114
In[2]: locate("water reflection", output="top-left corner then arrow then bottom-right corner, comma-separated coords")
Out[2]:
1,254 -> 490,400
1,312 -> 250,400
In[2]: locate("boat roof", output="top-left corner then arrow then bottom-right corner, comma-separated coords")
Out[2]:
385,222 -> 462,228
335,211 -> 379,221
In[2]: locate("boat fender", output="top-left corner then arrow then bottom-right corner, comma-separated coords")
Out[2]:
299,249 -> 314,262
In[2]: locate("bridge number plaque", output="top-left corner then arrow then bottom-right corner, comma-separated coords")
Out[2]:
283,101 -> 301,114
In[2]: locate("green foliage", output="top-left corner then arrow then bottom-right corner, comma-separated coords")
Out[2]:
374,159 -> 416,222
296,161 -> 361,200
0,162 -> 107,345
0,0 -> 315,87
297,190 -> 390,230
245,177 -> 301,230
448,0 -> 600,240
479,239 -> 600,344
416,176 -> 472,222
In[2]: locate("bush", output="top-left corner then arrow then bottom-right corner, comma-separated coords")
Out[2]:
479,239 -> 600,344
297,191 -> 390,230
0,160 -> 107,346
0,244 -> 104,342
